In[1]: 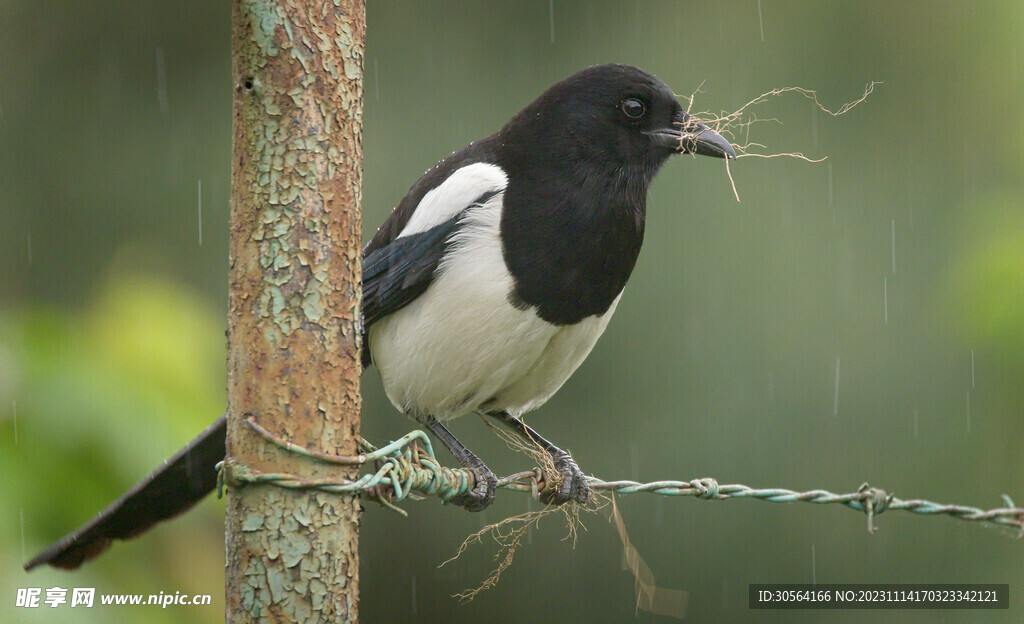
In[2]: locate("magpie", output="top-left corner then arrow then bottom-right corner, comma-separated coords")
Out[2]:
25,63 -> 734,570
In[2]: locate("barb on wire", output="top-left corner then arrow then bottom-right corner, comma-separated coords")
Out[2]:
217,417 -> 1024,536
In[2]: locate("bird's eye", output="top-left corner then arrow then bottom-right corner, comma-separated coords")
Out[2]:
620,98 -> 646,119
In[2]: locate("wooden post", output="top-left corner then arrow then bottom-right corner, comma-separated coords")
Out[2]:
225,1 -> 365,622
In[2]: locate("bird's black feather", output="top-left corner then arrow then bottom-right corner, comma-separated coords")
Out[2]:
360,189 -> 502,366
362,216 -> 460,326
24,415 -> 227,570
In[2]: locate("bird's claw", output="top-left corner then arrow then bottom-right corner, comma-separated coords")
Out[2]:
449,463 -> 497,512
541,452 -> 590,505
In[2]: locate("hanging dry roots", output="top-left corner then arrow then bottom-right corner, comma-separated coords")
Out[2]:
681,81 -> 879,201
441,419 -> 611,602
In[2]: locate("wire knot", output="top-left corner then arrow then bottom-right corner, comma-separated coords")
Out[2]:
690,478 -> 720,499
858,482 -> 894,534
215,458 -> 255,497
368,443 -> 474,508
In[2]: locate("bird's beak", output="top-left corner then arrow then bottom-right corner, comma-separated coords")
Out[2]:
647,114 -> 736,159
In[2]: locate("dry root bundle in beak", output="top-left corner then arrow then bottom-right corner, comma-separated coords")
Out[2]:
681,81 -> 880,201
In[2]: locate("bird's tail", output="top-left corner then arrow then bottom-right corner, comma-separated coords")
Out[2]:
24,414 -> 227,571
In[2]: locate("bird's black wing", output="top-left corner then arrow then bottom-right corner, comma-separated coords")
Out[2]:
362,215 -> 461,327
361,189 -> 501,366
24,415 -> 226,571
363,140 -> 498,256
363,188 -> 504,326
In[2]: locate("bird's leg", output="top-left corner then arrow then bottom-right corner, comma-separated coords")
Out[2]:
417,413 -> 497,512
487,411 -> 590,505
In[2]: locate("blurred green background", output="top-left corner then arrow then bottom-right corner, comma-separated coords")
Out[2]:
2,1 -> 1023,622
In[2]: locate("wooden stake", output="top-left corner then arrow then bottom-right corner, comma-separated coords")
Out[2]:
226,1 -> 365,621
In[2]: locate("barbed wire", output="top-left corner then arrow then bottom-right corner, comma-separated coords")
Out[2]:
217,416 -> 1024,536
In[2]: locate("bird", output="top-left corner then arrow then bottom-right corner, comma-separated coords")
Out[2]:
25,63 -> 734,571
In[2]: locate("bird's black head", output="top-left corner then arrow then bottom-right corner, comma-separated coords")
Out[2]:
493,65 -> 736,326
500,64 -> 734,185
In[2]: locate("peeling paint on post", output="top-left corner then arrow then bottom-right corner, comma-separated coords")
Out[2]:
226,1 -> 364,622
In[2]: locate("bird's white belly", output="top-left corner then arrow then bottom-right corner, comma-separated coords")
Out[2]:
368,197 -> 620,420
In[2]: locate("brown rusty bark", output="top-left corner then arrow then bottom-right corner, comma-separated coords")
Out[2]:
226,1 -> 365,622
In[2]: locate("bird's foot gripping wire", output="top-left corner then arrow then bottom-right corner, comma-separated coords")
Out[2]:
540,451 -> 590,505
447,461 -> 498,512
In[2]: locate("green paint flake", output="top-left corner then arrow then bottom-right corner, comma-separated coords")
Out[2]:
289,595 -> 313,623
280,531 -> 312,568
258,245 -> 274,268
344,57 -> 360,80
266,268 -> 290,287
287,188 -> 301,205
262,324 -> 282,347
300,554 -> 322,581
265,508 -> 283,532
241,583 -> 256,610
310,579 -> 329,611
302,290 -> 323,323
265,565 -> 288,602
323,58 -> 340,81
270,288 -> 285,315
242,514 -> 264,532
241,558 -> 266,611
293,503 -> 312,528
336,23 -> 353,46
282,19 -> 295,45
256,289 -> 271,312
265,534 -> 280,560
254,4 -> 281,58
290,47 -> 311,74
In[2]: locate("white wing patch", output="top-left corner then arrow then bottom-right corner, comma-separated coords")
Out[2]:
370,188 -> 622,421
398,162 -> 508,239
